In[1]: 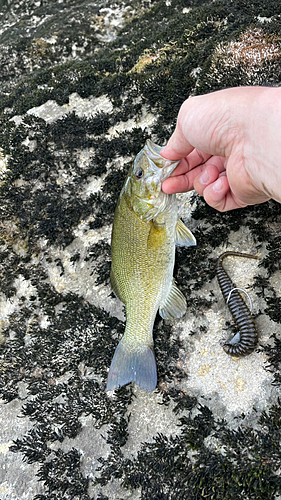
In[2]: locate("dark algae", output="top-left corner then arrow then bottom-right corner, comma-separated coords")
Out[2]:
217,251 -> 259,356
96,402 -> 281,500
0,0 -> 281,499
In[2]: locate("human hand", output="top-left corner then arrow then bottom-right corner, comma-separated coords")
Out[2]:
161,87 -> 281,211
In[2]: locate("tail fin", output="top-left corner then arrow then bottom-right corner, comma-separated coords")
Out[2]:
106,340 -> 157,392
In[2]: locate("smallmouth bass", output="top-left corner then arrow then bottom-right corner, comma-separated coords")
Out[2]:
107,139 -> 196,392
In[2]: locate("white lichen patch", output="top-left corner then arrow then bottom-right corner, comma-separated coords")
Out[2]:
73,218 -> 111,246
83,175 -> 105,196
80,153 -> 132,198
256,16 -> 273,23
0,270 -> 52,343
210,28 -> 280,81
94,6 -> 131,42
0,293 -> 18,338
100,6 -> 127,28
0,221 -> 29,257
41,35 -> 57,45
106,105 -> 157,137
181,306 -> 273,415
0,398 -> 44,498
13,275 -> 38,300
38,314 -> 51,329
269,269 -> 281,298
22,136 -> 37,152
76,148 -> 96,171
0,275 -> 40,342
0,149 -> 10,186
122,389 -> 181,457
177,191 -> 198,225
26,93 -> 113,123
40,227 -> 125,322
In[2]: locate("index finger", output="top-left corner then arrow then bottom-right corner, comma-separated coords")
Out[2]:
168,149 -> 212,178
161,148 -> 212,194
162,158 -> 213,194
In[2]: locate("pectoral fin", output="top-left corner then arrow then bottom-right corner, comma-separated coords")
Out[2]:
175,219 -> 196,247
159,281 -> 187,320
147,222 -> 167,250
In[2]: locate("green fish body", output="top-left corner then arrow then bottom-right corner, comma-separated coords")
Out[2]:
107,140 -> 196,392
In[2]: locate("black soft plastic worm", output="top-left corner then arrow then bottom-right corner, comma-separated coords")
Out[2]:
216,251 -> 259,356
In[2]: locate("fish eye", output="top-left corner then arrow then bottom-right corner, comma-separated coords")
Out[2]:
135,167 -> 144,179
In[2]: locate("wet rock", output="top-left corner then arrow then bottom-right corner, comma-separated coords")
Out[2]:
0,1 -> 281,499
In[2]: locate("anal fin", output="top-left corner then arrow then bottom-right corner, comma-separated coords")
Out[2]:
159,281 -> 187,320
176,219 -> 196,247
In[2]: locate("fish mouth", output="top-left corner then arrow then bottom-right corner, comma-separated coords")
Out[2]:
137,140 -> 179,222
128,139 -> 179,222
144,139 -> 180,183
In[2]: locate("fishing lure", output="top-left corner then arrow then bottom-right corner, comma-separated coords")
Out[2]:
216,251 -> 259,356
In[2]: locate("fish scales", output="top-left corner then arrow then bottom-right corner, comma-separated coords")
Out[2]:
107,140 -> 196,392
111,193 -> 177,343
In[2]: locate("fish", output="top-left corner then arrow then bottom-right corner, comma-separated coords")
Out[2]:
216,251 -> 259,356
107,139 -> 196,392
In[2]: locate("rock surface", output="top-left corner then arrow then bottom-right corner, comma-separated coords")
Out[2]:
0,1 -> 281,499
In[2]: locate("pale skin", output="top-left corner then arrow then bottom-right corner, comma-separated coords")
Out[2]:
161,86 -> 281,211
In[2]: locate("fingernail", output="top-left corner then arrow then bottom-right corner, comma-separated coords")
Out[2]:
213,178 -> 223,192
199,170 -> 209,184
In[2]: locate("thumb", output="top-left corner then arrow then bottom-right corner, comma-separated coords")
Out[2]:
162,89 -> 246,160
